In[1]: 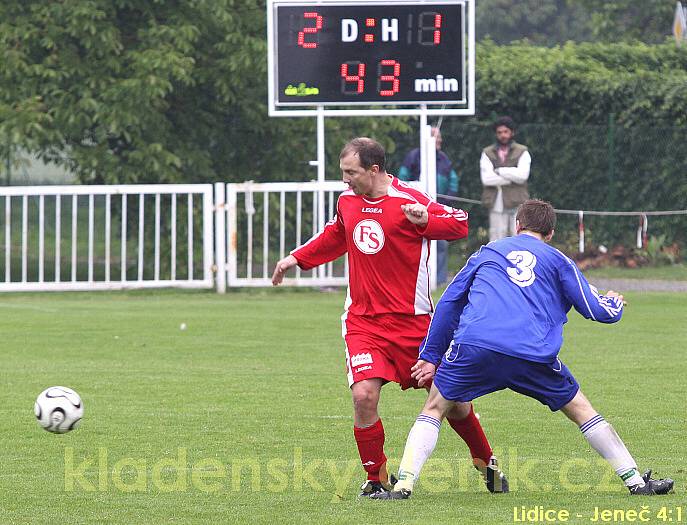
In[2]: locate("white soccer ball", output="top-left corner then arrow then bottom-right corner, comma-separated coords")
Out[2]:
34,386 -> 84,434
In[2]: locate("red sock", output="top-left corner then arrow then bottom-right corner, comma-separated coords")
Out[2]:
353,418 -> 387,481
447,405 -> 493,465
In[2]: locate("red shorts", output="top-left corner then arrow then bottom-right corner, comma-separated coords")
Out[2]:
342,312 -> 431,390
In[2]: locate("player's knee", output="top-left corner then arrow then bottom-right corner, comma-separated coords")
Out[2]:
423,395 -> 443,413
351,383 -> 380,414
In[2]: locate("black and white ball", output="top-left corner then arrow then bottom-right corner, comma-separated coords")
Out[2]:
34,386 -> 83,434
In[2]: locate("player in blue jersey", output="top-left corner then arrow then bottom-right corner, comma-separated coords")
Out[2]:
373,199 -> 674,499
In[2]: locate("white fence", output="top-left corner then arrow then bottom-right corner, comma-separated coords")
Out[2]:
1,182 -> 685,293
0,185 -> 214,292
216,181 -> 349,290
446,195 -> 687,253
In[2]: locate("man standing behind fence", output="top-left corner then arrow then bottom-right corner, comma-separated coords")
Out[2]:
272,137 -> 507,497
480,116 -> 531,241
398,127 -> 460,285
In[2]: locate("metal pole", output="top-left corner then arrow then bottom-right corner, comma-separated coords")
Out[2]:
636,216 -> 642,249
6,145 -> 11,186
636,214 -> 648,249
214,182 -> 227,293
607,113 -> 616,210
419,105 -> 429,192
316,106 -> 326,279
419,105 -> 438,291
226,185 -> 238,287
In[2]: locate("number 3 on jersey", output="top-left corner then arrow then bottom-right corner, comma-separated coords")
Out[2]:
506,250 -> 537,287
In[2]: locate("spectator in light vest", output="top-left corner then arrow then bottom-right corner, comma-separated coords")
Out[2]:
480,116 -> 531,241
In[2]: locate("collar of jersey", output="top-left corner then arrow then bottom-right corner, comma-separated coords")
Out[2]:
362,196 -> 386,204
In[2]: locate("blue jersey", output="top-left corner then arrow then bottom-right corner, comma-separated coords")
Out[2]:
419,234 -> 624,365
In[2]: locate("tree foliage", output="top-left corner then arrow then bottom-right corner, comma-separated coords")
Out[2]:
0,0 -> 409,184
476,0 -> 674,46
432,41 -> 687,245
576,0 -> 676,44
476,0 -> 591,45
475,40 -> 687,126
1,1 -> 685,189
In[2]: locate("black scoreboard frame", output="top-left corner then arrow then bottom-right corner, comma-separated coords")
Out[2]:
267,0 -> 475,116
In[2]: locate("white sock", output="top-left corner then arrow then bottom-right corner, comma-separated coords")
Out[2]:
580,415 -> 644,487
395,414 -> 442,492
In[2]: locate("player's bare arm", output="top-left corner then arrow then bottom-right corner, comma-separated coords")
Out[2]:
271,254 -> 298,286
401,203 -> 429,226
411,359 -> 436,388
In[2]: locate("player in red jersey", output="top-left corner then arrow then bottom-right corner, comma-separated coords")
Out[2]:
272,137 -> 508,496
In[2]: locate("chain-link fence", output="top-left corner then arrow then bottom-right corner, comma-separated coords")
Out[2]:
3,119 -> 686,253
322,118 -> 687,251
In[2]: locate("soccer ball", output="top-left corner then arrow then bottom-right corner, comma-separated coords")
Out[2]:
34,386 -> 84,434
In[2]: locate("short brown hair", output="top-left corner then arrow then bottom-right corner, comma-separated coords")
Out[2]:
340,137 -> 386,171
516,199 -> 556,236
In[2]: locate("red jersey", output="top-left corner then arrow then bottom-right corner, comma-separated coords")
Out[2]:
292,176 -> 468,316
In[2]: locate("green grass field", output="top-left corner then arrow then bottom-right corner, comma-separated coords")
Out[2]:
585,264 -> 687,281
1,289 -> 685,524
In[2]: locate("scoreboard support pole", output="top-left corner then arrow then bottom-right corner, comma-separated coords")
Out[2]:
419,106 -> 438,291
317,105 -> 326,280
306,106 -> 326,280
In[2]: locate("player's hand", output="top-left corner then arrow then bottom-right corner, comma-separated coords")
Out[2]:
271,255 -> 298,286
401,203 -> 429,226
411,360 -> 437,388
605,290 -> 627,306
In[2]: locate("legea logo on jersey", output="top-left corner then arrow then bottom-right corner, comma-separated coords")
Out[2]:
353,219 -> 385,254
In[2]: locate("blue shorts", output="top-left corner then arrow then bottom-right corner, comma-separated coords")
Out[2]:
433,343 -> 580,411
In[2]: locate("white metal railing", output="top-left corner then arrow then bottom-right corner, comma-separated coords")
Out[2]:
218,181 -> 349,290
3,182 -> 684,294
0,184 -> 214,292
442,195 -> 687,253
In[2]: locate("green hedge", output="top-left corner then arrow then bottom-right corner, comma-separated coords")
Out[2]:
475,40 -> 687,126
380,41 -> 687,248
425,121 -> 687,249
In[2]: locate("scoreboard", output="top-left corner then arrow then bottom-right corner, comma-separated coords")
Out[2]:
268,1 -> 470,107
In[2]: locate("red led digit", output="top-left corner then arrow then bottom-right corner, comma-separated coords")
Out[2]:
378,59 -> 400,97
434,14 -> 442,44
341,62 -> 366,94
418,11 -> 441,46
297,11 -> 323,49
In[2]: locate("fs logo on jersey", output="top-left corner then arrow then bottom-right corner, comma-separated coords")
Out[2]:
353,219 -> 385,254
